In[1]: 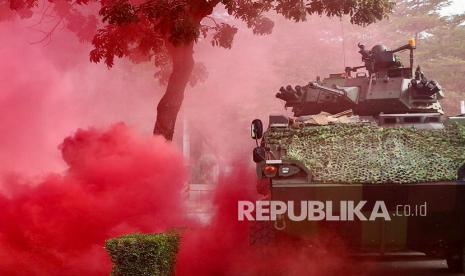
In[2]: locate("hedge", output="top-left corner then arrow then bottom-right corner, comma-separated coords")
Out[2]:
105,232 -> 180,276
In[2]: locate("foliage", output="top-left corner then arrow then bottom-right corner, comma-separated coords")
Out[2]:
5,0 -> 395,139
92,0 -> 393,64
5,0 -> 395,72
210,23 -> 238,48
266,123 -> 465,184
105,232 -> 180,276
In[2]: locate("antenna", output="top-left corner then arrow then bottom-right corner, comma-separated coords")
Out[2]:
340,17 -> 347,69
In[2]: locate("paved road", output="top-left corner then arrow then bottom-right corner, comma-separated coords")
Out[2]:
357,254 -> 462,276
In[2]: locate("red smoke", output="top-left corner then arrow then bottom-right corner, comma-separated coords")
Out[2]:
176,166 -> 366,276
176,165 -> 256,275
0,123 -> 187,275
0,123 -> 359,275
0,5 -> 372,275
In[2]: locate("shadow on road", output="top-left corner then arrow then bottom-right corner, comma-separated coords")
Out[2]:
353,254 -> 461,276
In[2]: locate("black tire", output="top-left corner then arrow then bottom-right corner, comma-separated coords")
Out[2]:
446,247 -> 465,273
249,221 -> 275,246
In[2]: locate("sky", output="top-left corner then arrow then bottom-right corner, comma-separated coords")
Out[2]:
441,0 -> 465,15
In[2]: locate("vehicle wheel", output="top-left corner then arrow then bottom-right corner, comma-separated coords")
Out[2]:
446,248 -> 464,273
249,221 -> 275,246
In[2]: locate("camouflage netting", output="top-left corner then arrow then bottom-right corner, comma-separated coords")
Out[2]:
265,123 -> 465,184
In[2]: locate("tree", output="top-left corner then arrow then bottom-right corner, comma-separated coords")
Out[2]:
7,0 -> 394,140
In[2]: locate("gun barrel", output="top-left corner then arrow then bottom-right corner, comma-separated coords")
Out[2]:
309,82 -> 346,97
391,43 -> 414,54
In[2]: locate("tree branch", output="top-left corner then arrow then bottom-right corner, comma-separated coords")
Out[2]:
29,1 -> 77,45
206,16 -> 219,27
30,16 -> 65,45
28,1 -> 52,28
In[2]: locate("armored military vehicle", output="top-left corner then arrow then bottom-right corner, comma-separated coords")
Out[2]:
250,39 -> 465,273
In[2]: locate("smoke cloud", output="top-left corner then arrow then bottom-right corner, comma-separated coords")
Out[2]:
0,5 -> 371,275
0,123 -> 187,275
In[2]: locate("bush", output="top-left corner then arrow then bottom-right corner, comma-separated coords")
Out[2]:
105,232 -> 180,276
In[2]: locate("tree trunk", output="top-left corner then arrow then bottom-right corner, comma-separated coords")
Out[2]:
153,42 -> 195,140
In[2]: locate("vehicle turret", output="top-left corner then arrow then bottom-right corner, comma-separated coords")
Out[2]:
276,39 -> 444,118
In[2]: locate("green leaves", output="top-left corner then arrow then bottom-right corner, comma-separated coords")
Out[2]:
89,0 -> 394,76
271,0 -> 395,25
100,0 -> 137,25
106,232 -> 180,276
276,0 -> 308,21
250,16 -> 274,35
211,23 -> 238,48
